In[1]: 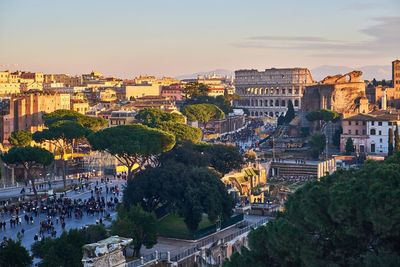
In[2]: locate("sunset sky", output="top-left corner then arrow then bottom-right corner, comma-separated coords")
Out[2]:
1,0 -> 399,78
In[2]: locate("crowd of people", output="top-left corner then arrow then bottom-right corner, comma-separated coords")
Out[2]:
210,120 -> 272,152
0,179 -> 122,243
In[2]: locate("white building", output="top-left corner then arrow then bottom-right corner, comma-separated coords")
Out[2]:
340,111 -> 400,156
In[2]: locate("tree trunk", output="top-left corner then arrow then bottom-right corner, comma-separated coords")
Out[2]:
30,177 -> 38,198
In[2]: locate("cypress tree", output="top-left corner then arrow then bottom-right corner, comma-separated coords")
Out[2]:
284,100 -> 295,124
388,128 -> 394,156
345,137 -> 355,155
395,125 -> 400,152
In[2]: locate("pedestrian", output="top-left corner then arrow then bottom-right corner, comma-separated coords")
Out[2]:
34,234 -> 38,242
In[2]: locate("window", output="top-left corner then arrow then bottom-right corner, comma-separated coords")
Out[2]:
378,122 -> 382,126
355,121 -> 359,125
363,121 -> 366,126
363,130 -> 366,135
356,130 -> 359,135
389,122 -> 392,125
371,121 -> 375,126
371,143 -> 376,153
348,130 -> 352,134
380,138 -> 383,143
349,121 -> 352,125
294,99 -> 299,107
370,129 -> 376,135
379,130 -> 382,135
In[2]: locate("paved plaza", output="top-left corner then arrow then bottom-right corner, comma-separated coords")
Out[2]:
0,178 -> 125,251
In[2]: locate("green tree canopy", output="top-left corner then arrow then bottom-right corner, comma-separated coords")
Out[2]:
160,141 -> 243,174
183,82 -> 209,98
183,104 -> 225,126
309,133 -> 326,159
31,225 -> 107,267
306,109 -> 341,123
2,146 -> 54,196
111,205 -> 157,257
88,124 -> 175,179
388,128 -> 394,156
283,100 -> 295,123
345,137 -> 355,155
395,126 -> 400,152
43,109 -> 107,131
224,157 -> 400,267
8,130 -> 32,147
157,121 -> 202,143
33,120 -> 89,187
135,108 -> 185,128
123,162 -> 233,232
184,95 -> 234,114
0,239 -> 32,267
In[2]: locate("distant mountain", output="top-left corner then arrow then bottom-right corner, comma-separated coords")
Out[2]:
176,69 -> 234,80
311,65 -> 392,81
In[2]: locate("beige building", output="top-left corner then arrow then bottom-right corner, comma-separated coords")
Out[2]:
108,110 -> 136,127
0,91 -> 70,145
234,68 -> 314,118
123,84 -> 160,100
71,100 -> 89,114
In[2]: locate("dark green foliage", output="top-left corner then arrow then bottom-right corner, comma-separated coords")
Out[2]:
43,109 -> 107,131
300,127 -> 310,138
306,109 -> 340,122
184,95 -> 234,114
2,146 -> 54,195
309,133 -> 326,159
183,82 -> 209,98
88,124 -> 176,178
0,239 -> 32,267
160,141 -> 243,174
123,162 -> 234,232
332,126 -> 342,148
8,130 -> 32,147
135,108 -> 185,128
345,137 -> 355,155
283,100 -> 295,123
157,121 -> 202,143
277,115 -> 285,126
183,104 -> 225,125
31,225 -> 107,267
224,158 -> 400,266
395,126 -> 400,152
111,205 -> 157,257
33,120 -> 90,187
389,128 -> 394,156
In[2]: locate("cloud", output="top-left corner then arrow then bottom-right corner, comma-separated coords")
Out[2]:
248,36 -> 336,43
235,16 -> 400,58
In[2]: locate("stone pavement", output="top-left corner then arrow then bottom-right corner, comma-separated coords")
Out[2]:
0,178 -> 125,251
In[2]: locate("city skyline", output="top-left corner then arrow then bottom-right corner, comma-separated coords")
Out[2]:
1,0 -> 399,78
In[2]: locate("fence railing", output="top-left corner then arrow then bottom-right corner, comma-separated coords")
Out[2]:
125,217 -> 269,267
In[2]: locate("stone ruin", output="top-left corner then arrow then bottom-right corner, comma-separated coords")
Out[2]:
82,236 -> 132,267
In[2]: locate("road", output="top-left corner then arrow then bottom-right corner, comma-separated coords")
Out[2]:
0,178 -> 125,251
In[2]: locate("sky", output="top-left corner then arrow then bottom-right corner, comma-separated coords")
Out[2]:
0,0 -> 399,78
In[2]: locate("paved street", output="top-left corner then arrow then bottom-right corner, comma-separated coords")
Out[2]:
0,178 -> 125,251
